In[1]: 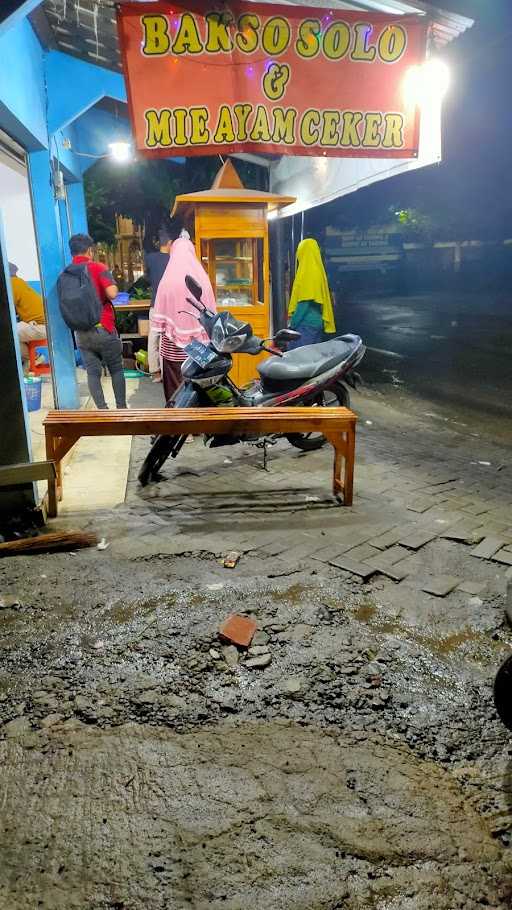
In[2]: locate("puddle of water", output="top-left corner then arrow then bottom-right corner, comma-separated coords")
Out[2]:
354,601 -> 376,622
108,595 -> 176,624
353,599 -> 502,663
271,583 -> 312,604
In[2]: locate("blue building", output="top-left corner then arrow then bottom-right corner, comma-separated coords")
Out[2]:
0,0 -> 132,511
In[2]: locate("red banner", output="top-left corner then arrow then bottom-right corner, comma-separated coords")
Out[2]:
118,2 -> 428,159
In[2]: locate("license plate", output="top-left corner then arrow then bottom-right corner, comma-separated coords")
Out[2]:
184,340 -> 217,367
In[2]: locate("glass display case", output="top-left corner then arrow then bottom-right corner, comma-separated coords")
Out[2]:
173,159 -> 294,387
200,238 -> 264,309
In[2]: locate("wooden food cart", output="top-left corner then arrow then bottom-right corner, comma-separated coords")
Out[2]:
173,160 -> 294,388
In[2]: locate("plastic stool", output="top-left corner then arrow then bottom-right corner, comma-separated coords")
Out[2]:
27,339 -> 50,376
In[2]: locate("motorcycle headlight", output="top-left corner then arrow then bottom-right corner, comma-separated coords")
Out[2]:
212,322 -> 246,352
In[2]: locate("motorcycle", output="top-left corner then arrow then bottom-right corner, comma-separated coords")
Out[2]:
138,274 -> 365,486
494,654 -> 512,730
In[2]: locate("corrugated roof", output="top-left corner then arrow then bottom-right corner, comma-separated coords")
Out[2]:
33,0 -> 473,73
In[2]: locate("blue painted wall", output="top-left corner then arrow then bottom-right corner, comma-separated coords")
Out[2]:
0,17 -> 46,149
46,51 -> 126,135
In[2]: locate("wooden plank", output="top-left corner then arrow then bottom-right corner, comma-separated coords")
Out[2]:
0,530 -> 98,556
43,407 -> 357,433
0,461 -> 56,486
43,406 -> 357,514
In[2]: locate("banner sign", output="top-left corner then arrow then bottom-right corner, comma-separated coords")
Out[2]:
118,2 -> 428,159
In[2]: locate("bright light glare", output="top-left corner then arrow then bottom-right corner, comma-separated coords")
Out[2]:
267,209 -> 278,220
403,60 -> 450,108
109,142 -> 132,163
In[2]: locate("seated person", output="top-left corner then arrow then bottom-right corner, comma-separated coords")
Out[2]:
9,263 -> 46,365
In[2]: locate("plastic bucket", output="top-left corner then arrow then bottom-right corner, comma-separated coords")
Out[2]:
24,376 -> 42,412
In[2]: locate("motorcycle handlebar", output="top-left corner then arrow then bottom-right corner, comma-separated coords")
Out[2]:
261,343 -> 283,358
185,296 -> 204,312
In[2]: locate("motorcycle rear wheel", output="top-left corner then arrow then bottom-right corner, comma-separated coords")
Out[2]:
494,653 -> 512,731
286,384 -> 350,452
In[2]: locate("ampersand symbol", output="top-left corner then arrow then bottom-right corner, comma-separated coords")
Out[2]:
262,63 -> 290,101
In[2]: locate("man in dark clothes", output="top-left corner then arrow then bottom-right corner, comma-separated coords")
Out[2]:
70,233 -> 127,409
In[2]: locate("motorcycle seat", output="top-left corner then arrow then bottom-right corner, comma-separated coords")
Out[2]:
258,336 -> 359,382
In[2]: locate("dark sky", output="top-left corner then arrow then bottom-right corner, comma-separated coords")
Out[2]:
311,0 -> 512,239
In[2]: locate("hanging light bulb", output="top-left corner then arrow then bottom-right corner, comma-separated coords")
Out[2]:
109,142 -> 132,163
402,59 -> 450,109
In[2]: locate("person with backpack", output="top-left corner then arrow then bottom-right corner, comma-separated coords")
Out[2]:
60,234 -> 127,409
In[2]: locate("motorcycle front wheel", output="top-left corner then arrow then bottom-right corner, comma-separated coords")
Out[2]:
286,383 -> 350,452
138,435 -> 181,486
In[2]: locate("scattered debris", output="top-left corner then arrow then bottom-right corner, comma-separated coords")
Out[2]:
305,495 -> 320,503
282,676 -> 307,696
219,614 -> 257,648
222,645 -> 240,668
209,648 -> 221,660
245,653 -> 272,669
97,538 -> 110,551
207,583 -> 224,592
0,530 -> 98,556
2,716 -> 31,737
0,595 -> 21,610
223,551 -> 241,569
248,645 -> 270,657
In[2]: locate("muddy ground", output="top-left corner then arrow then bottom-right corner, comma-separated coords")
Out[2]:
1,387 -> 512,909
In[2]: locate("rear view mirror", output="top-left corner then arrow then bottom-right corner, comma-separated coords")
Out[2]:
274,328 -> 300,343
185,275 -> 202,301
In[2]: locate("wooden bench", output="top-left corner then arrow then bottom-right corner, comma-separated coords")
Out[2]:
44,407 -> 357,517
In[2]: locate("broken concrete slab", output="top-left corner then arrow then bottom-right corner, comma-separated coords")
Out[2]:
440,525 -> 485,545
367,559 -> 409,583
457,580 -> 487,596
245,653 -> 272,669
399,529 -> 439,550
470,537 -> 506,560
422,576 -> 461,597
326,556 -> 378,581
407,497 -> 437,513
492,550 -> 512,566
344,543 -> 382,563
367,527 -> 404,550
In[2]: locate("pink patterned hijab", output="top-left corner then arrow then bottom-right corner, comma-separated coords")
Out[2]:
150,237 -> 216,348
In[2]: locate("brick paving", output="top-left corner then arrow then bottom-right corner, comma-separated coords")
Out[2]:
121,388 -> 512,601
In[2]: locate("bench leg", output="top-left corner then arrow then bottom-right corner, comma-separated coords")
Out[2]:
343,426 -> 355,506
45,431 -> 58,518
44,432 -> 80,517
332,439 -> 343,500
327,426 -> 355,506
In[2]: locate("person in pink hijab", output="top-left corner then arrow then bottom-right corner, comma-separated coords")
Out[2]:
150,236 -> 217,402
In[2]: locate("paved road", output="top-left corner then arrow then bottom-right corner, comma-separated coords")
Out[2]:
341,291 -> 512,421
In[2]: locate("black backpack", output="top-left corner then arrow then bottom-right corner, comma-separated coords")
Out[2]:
57,264 -> 102,331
